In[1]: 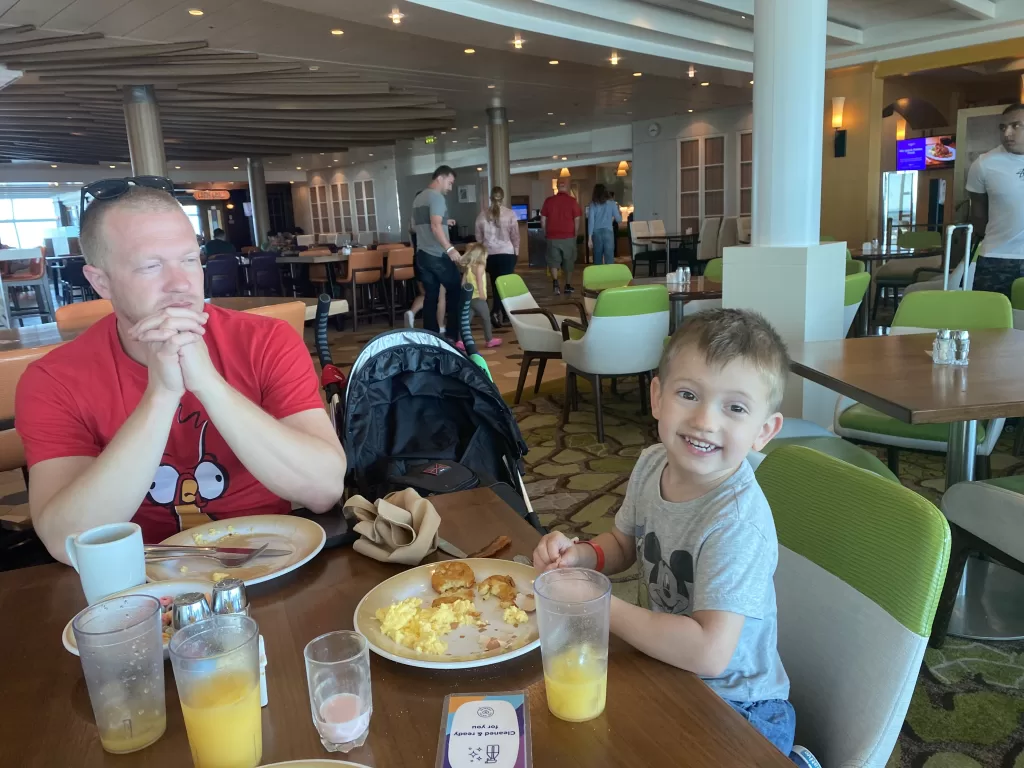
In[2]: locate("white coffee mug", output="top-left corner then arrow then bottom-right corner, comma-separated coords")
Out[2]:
65,522 -> 146,605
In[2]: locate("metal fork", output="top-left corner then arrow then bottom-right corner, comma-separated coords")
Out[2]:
145,543 -> 270,568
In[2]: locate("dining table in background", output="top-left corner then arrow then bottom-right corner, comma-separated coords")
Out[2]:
0,488 -> 793,768
633,232 -> 699,276
211,296 -> 348,323
789,329 -> 1024,642
849,245 -> 944,325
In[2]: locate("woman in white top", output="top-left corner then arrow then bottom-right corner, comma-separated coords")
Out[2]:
474,187 -> 520,327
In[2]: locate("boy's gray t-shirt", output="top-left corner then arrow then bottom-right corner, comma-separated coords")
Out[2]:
411,188 -> 448,257
614,443 -> 790,704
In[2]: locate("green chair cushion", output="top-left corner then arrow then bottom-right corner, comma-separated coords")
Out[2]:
757,446 -> 950,636
839,403 -> 986,444
983,475 -> 1024,494
762,436 -> 898,482
703,258 -> 723,282
845,259 -> 865,276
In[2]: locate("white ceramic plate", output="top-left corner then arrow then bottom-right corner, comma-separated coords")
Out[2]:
261,762 -> 371,767
354,558 -> 540,670
926,144 -> 956,163
146,515 -> 326,587
62,579 -> 215,657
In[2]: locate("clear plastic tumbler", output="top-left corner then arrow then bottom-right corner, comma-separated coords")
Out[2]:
71,594 -> 167,754
304,630 -> 372,752
169,615 -> 262,768
534,568 -> 612,722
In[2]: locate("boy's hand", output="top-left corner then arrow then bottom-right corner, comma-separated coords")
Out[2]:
533,531 -> 580,572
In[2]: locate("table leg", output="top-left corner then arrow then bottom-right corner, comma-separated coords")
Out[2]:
945,420 -> 976,487
669,296 -> 684,334
862,260 -> 873,336
947,557 -> 1024,641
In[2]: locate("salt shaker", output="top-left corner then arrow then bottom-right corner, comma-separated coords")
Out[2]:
953,330 -> 970,366
933,330 -> 954,365
211,577 -> 249,617
172,592 -> 212,630
682,266 -> 691,283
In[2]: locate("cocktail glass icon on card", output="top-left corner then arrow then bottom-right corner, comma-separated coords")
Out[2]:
441,693 -> 527,768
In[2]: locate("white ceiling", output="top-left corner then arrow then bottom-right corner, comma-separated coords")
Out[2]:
1,0 -> 1022,172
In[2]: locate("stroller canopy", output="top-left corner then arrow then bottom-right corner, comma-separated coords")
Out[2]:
342,330 -> 528,501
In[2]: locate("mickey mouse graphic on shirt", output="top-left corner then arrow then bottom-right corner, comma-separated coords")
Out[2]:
637,531 -> 695,614
146,406 -> 230,531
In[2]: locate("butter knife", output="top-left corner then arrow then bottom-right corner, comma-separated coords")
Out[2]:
145,544 -> 293,558
437,537 -> 468,559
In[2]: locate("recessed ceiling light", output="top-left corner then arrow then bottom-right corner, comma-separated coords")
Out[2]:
233,165 -> 239,169
296,166 -> 302,170
626,111 -> 632,115
547,112 -> 554,116
320,152 -> 325,155
487,84 -> 496,89
473,125 -> 478,129
451,127 -> 457,131
441,131 -> 447,135
688,109 -> 694,113
513,33 -> 523,49
109,165 -> 116,168
309,65 -> 320,71
508,119 -> 514,123
388,8 -> 404,24
187,8 -> 204,16
552,155 -> 558,159
452,140 -> 458,144
633,72 -> 642,77
175,165 -> 181,169
548,60 -> 559,65
476,166 -> 483,171
290,181 -> 295,184
50,164 -> 57,168
70,131 -> 85,136
561,156 -> 567,160
610,52 -> 620,65
464,48 -> 475,54
700,81 -> 710,86
559,122 -> 566,126
688,65 -> 696,78
369,153 -> 374,157
331,28 -> 344,35
740,14 -> 746,19
749,80 -> 754,85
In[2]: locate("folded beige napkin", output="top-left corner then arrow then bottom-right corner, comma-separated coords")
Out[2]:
345,488 -> 441,565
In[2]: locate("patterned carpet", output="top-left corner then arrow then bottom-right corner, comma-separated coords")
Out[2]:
510,381 -> 1024,768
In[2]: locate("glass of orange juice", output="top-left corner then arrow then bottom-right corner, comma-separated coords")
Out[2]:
535,568 -> 611,723
169,615 -> 262,768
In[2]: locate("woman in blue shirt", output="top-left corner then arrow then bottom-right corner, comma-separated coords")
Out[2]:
587,184 -> 622,265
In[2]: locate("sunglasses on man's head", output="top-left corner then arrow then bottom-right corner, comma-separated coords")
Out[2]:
80,176 -> 175,211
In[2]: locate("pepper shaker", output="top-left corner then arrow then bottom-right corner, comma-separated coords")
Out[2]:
932,329 -> 954,365
171,592 -> 212,631
211,577 -> 249,617
953,330 -> 970,366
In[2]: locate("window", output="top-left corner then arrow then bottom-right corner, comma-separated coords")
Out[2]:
310,185 -> 331,235
739,131 -> 753,216
353,179 -> 377,235
181,204 -> 203,236
679,139 -> 700,236
0,197 -> 60,249
703,135 -> 725,220
330,182 -> 354,235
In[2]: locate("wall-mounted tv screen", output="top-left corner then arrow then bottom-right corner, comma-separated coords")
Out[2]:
512,203 -> 529,221
897,136 -> 956,171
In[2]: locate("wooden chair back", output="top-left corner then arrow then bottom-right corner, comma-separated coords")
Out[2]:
348,250 -> 384,285
55,298 -> 114,333
384,247 -> 415,280
0,344 -> 62,471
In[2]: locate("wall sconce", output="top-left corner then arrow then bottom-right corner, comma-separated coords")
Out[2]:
616,160 -> 629,177
226,203 -> 235,210
896,116 -> 907,141
559,167 -> 571,177
831,96 -> 847,158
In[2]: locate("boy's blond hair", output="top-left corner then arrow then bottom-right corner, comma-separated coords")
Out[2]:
658,308 -> 790,412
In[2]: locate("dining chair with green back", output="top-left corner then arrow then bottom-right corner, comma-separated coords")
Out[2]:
844,271 -> 870,337
702,257 -> 723,283
496,274 -> 587,404
582,263 -> 632,315
756,445 -> 950,768
871,229 -> 944,322
560,284 -> 669,442
834,290 -> 1014,476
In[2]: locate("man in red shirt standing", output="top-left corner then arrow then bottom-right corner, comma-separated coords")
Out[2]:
16,183 -> 347,562
540,178 -> 582,295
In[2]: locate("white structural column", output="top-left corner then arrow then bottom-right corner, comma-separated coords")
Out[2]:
246,157 -> 271,249
722,0 -> 846,425
122,85 -> 166,177
486,97 -> 511,203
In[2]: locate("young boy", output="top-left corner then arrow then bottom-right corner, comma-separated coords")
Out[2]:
533,308 -> 795,755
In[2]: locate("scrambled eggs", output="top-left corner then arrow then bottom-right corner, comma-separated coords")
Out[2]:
502,605 -> 528,627
376,597 -> 482,655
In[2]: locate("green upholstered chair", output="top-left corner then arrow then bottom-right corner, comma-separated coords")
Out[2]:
496,274 -> 585,404
756,445 -> 950,767
846,258 -> 866,275
561,285 -> 669,442
834,290 -> 1013,476
931,475 -> 1024,647
582,263 -> 633,315
844,272 -> 870,337
702,257 -> 723,283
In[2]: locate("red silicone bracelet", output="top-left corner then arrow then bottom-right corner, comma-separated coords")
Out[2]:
584,541 -> 605,572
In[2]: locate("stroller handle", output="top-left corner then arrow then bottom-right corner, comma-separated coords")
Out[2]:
314,293 -> 334,368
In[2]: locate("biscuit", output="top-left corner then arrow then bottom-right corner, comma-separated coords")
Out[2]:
478,574 -> 517,607
431,561 -> 476,594
431,589 -> 475,608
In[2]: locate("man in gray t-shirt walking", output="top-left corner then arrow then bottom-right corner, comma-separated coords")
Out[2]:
411,166 -> 463,342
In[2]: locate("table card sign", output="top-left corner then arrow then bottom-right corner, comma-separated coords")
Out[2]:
436,692 -> 531,768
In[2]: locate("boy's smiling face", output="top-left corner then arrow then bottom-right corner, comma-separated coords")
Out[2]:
652,343 -> 783,491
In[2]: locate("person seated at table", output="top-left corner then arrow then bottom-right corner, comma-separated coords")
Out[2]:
16,185 -> 347,564
533,308 -> 795,755
202,228 -> 235,258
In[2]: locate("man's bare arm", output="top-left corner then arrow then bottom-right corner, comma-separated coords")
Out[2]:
970,192 -> 988,244
430,214 -> 455,257
28,388 -> 180,564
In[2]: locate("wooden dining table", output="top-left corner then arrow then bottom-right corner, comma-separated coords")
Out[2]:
0,488 -> 792,767
789,328 -> 1024,641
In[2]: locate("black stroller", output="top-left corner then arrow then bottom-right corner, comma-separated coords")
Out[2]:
314,295 -> 542,532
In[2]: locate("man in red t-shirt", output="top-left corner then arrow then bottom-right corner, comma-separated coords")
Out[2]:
16,185 -> 347,562
540,178 -> 582,296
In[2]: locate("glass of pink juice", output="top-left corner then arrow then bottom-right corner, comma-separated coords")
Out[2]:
304,631 -> 372,752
